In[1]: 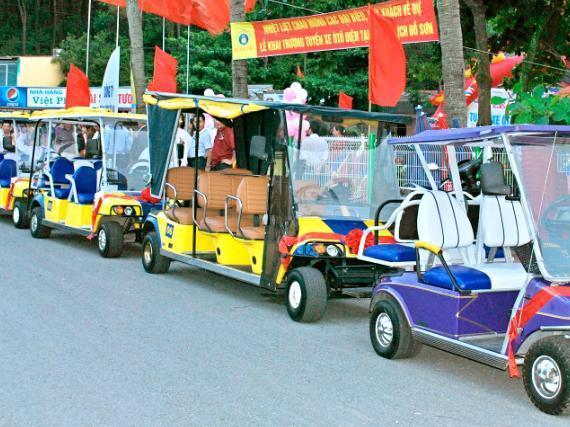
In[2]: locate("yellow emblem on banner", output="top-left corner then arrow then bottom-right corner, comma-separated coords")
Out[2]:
231,22 -> 258,60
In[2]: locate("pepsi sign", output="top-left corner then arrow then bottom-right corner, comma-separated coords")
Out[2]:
0,87 -> 27,108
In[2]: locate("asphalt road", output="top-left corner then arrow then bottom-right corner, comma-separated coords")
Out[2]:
0,218 -> 568,426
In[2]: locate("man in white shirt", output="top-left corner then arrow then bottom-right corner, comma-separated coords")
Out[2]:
300,120 -> 329,171
182,115 -> 214,170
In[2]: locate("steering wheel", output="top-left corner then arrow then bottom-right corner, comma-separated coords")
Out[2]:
295,183 -> 322,201
541,195 -> 570,232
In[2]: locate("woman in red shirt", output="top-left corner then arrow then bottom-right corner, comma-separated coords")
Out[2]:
206,121 -> 236,171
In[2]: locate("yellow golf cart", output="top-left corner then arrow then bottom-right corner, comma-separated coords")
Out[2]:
0,111 -> 39,228
27,108 -> 156,257
141,93 -> 410,322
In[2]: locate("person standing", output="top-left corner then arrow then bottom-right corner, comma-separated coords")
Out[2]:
182,115 -> 213,170
206,121 -> 235,171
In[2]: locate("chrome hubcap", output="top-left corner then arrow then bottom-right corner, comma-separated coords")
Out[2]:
12,207 -> 20,224
143,241 -> 153,265
288,281 -> 302,310
375,312 -> 394,348
532,355 -> 562,399
31,214 -> 38,232
98,229 -> 107,251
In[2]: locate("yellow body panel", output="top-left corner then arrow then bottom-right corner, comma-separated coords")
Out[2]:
157,212 -> 215,254
0,188 -> 9,210
44,196 -> 69,222
12,179 -> 30,198
239,239 -> 265,275
65,203 -> 93,228
207,233 -> 250,266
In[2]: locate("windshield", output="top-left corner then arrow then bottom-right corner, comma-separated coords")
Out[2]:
510,133 -> 570,280
13,120 -> 40,173
102,119 -> 148,192
289,116 -> 400,220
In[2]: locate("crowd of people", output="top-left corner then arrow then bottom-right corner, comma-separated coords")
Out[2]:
172,114 -> 236,172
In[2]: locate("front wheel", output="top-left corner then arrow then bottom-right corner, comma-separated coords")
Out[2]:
142,231 -> 171,274
30,206 -> 51,239
370,299 -> 421,359
286,267 -> 328,323
12,200 -> 30,229
98,221 -> 124,258
523,336 -> 570,415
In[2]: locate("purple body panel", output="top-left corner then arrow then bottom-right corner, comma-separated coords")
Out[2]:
373,274 -> 570,355
512,278 -> 570,353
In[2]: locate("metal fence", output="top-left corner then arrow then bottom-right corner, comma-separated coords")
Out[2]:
392,144 -> 514,190
293,136 -> 372,202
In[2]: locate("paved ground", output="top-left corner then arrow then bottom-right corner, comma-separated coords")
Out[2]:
0,218 -> 568,426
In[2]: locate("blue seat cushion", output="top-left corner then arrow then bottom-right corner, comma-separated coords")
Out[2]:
77,192 -> 95,204
423,265 -> 492,291
54,187 -> 71,200
363,244 -> 416,263
0,178 -> 11,188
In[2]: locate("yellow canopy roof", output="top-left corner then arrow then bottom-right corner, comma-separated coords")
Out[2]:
144,94 -> 267,120
0,111 -> 30,120
30,107 -> 146,122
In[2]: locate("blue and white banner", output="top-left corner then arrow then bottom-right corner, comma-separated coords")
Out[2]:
100,47 -> 121,112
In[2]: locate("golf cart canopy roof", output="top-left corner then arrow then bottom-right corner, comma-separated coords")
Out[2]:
0,111 -> 30,120
29,107 -> 146,122
144,92 -> 411,124
388,125 -> 570,145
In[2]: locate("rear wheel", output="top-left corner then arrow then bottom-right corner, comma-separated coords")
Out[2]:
98,221 -> 124,258
142,231 -> 171,274
370,299 -> 421,359
30,206 -> 51,239
12,200 -> 30,229
286,267 -> 328,323
523,336 -> 569,415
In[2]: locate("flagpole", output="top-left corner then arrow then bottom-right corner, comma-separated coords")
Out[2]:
115,5 -> 120,48
86,0 -> 92,77
162,17 -> 166,50
186,26 -> 191,94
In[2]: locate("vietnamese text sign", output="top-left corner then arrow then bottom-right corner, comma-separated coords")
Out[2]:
231,0 -> 439,60
27,87 -> 134,110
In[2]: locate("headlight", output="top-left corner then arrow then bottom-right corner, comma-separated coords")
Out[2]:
124,206 -> 134,216
326,245 -> 340,257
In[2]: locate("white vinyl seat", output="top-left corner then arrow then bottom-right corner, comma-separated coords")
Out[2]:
470,263 -> 529,292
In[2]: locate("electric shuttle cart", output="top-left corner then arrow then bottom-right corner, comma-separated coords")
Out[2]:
27,108 -> 156,258
141,93 -> 410,322
360,126 -> 570,415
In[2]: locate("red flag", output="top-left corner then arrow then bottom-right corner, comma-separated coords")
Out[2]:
245,0 -> 257,12
338,92 -> 353,109
296,65 -> 305,79
368,5 -> 406,107
148,47 -> 178,93
65,64 -> 90,109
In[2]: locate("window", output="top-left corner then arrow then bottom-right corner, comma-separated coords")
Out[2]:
0,61 -> 18,86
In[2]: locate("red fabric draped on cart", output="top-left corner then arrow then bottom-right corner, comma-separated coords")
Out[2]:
148,47 -> 178,93
98,0 -> 257,34
368,5 -> 406,107
65,64 -> 91,109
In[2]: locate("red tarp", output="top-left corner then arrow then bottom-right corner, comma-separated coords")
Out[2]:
65,64 -> 91,109
368,5 -> 406,107
98,0 -> 257,35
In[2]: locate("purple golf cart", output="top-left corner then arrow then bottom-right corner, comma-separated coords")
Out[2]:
358,125 -> 570,415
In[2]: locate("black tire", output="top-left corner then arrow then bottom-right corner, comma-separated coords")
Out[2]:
142,231 -> 171,274
286,267 -> 328,323
12,200 -> 30,229
98,221 -> 124,258
523,336 -> 570,415
370,299 -> 421,359
30,206 -> 51,239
